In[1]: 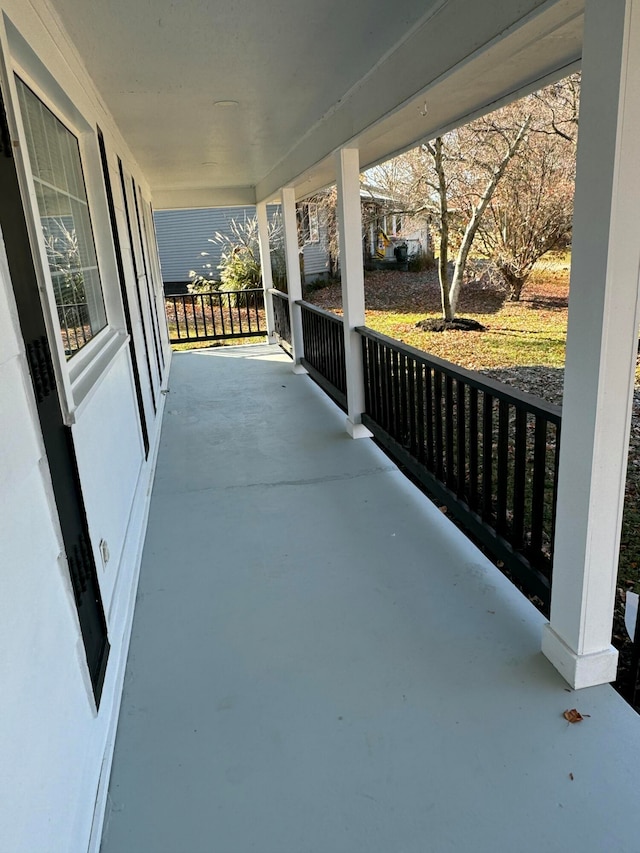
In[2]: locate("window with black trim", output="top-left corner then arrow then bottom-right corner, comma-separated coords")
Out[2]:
16,77 -> 106,358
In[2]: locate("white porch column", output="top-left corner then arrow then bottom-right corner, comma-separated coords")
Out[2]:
542,0 -> 640,688
336,147 -> 372,439
281,187 -> 307,373
256,201 -> 276,344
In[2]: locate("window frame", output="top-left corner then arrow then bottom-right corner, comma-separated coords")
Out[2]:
16,76 -> 108,360
297,202 -> 320,244
9,62 -> 127,422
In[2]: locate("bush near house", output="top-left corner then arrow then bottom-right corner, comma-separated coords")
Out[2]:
189,215 -> 284,296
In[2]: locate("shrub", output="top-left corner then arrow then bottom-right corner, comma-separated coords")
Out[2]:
408,248 -> 436,273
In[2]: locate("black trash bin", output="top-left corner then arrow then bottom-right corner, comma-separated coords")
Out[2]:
394,242 -> 408,270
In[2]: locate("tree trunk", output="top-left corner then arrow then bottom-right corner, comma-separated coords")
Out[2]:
500,267 -> 529,301
448,116 -> 532,316
432,137 -> 454,321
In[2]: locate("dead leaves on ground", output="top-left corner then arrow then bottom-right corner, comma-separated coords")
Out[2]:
563,708 -> 591,723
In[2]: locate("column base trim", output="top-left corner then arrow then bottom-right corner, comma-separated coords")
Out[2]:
292,362 -> 308,375
346,418 -> 372,440
541,623 -> 618,689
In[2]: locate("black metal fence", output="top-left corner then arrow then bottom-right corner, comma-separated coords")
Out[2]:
165,290 -> 265,344
298,301 -> 347,410
358,326 -> 561,609
270,289 -> 292,354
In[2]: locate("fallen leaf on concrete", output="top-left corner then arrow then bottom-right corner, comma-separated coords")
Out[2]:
563,709 -> 585,723
439,506 -> 448,514
569,773 -> 574,780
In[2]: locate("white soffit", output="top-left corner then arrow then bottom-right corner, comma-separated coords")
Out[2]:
45,0 -> 584,208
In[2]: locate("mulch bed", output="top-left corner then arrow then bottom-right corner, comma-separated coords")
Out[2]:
415,317 -> 486,332
307,267 -> 510,315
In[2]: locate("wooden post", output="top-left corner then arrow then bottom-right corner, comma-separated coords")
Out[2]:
256,201 -> 276,344
281,187 -> 306,372
335,147 -> 371,439
542,0 -> 640,688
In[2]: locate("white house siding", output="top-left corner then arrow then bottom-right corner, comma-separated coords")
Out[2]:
0,4 -> 169,852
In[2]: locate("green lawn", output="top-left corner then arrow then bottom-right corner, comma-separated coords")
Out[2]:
308,253 -> 571,371
365,304 -> 567,370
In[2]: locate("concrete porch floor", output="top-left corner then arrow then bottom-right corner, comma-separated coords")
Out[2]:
101,344 -> 640,853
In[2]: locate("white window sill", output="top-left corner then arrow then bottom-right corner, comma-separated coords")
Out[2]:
67,328 -> 130,422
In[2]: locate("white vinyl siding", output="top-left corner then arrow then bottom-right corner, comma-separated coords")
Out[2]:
154,206 -> 257,285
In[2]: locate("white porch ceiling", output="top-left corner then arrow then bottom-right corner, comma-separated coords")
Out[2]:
49,0 -> 584,208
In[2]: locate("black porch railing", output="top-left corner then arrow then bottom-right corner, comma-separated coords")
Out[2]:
165,290 -> 265,344
627,607 -> 640,708
270,289 -> 292,354
358,327 -> 561,609
298,301 -> 347,410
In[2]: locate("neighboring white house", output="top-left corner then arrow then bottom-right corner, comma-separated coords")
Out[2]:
1,1 -> 639,852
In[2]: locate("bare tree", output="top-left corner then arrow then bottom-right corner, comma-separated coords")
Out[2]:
365,72 -> 579,321
424,117 -> 531,319
477,76 -> 579,300
477,137 -> 575,300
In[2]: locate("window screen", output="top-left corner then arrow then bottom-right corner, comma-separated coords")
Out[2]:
16,78 -> 107,358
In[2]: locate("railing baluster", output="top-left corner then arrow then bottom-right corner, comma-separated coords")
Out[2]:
416,362 -> 425,465
469,386 -> 479,511
245,293 -> 251,332
407,355 -> 417,457
445,375 -> 455,488
237,292 -> 242,333
200,293 -> 209,338
197,294 -> 205,339
362,336 -> 371,414
456,380 -> 466,500
375,339 -> 381,419
482,392 -> 494,524
380,346 -> 391,433
392,349 -> 401,441
219,293 -> 227,338
172,296 -> 181,340
512,408 -> 527,549
228,293 -> 235,336
214,294 -> 219,336
434,370 -> 444,481
549,423 -> 561,566
399,352 -> 408,448
425,366 -> 434,472
530,415 -> 547,560
496,399 -> 510,535
190,294 -> 198,340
